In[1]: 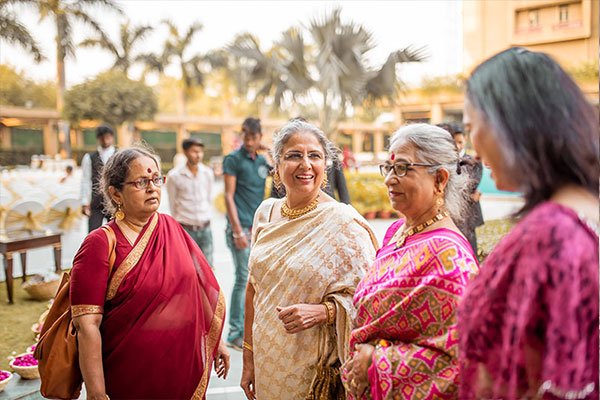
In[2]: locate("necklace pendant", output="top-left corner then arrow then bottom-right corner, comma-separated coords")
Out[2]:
395,234 -> 406,248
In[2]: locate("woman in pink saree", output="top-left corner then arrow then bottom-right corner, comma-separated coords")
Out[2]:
460,48 -> 598,399
70,147 -> 229,400
342,124 -> 479,399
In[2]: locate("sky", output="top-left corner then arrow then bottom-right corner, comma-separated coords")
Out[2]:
0,0 -> 462,88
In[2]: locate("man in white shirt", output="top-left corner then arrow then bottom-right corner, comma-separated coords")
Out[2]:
80,124 -> 116,232
167,138 -> 215,265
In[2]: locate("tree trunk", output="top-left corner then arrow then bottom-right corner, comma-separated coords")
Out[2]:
56,18 -> 71,158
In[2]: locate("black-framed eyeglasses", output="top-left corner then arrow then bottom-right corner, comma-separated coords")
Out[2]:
379,162 -> 440,177
124,176 -> 166,190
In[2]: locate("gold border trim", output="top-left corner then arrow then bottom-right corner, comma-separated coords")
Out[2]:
191,290 -> 226,399
106,213 -> 158,301
354,218 -> 379,250
71,304 -> 103,317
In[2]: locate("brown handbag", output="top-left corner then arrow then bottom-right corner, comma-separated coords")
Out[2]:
34,226 -> 116,400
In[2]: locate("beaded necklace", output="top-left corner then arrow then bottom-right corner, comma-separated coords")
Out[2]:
393,211 -> 449,248
280,196 -> 319,220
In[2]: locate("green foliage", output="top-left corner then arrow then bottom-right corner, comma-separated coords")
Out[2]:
418,74 -> 465,96
345,171 -> 392,215
568,61 -> 599,83
64,71 -> 157,127
0,64 -> 56,107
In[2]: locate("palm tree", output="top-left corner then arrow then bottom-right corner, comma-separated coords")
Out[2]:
0,0 -> 44,62
30,0 -> 122,156
228,28 -> 312,110
307,9 -> 426,137
229,8 -> 425,139
79,21 -> 153,75
143,20 -> 210,116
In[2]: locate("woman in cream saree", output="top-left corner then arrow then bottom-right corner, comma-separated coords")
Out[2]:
248,198 -> 377,399
240,120 -> 377,400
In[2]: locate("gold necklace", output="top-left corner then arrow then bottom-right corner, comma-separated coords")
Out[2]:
121,218 -> 142,233
281,196 -> 319,220
394,211 -> 449,248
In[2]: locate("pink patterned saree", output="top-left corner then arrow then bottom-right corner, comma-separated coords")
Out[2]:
344,220 -> 479,399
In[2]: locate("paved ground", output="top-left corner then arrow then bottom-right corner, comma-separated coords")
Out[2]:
0,180 -> 392,400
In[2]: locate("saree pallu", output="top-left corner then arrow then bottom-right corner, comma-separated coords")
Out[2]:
345,220 -> 479,400
459,202 -> 599,399
70,213 -> 224,399
249,199 -> 377,399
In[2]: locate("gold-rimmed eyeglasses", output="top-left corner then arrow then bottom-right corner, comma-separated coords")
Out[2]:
379,162 -> 440,177
124,176 -> 166,190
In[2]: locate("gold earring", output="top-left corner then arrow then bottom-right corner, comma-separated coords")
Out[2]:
114,203 -> 125,221
273,171 -> 282,190
436,190 -> 445,212
321,173 -> 328,189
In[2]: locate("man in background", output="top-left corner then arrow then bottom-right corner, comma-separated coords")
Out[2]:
167,137 -> 215,265
80,124 -> 116,232
438,122 -> 484,255
223,117 -> 269,350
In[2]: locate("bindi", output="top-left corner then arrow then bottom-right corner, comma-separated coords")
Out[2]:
147,168 -> 152,173
390,154 -> 395,161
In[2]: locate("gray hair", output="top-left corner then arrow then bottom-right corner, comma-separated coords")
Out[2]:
99,144 -> 160,216
271,120 -> 339,168
389,123 -> 469,225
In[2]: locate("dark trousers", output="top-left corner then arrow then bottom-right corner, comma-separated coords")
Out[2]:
88,208 -> 111,232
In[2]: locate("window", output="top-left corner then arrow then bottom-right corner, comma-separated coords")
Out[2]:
559,4 -> 569,23
528,9 -> 540,27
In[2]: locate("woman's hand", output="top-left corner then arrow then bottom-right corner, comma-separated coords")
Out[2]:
214,340 -> 230,379
240,350 -> 256,400
233,234 -> 249,250
345,344 -> 375,398
276,303 -> 327,334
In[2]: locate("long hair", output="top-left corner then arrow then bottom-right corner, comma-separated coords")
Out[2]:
466,47 -> 599,215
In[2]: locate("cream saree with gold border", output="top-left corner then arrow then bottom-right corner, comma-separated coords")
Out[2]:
249,198 -> 377,399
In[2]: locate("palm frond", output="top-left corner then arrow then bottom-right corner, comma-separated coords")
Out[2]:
0,11 -> 44,61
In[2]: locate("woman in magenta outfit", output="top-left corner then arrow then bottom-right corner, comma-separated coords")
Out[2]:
70,147 -> 230,400
460,47 -> 599,399
342,124 -> 479,399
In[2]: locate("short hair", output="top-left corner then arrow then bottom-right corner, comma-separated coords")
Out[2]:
96,124 -> 114,138
437,122 -> 464,137
389,123 -> 469,225
182,138 -> 204,151
99,145 -> 160,216
241,117 -> 261,135
466,47 -> 599,215
271,120 -> 339,168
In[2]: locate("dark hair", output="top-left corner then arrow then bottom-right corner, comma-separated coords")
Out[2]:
99,145 -> 160,215
65,165 -> 73,173
466,47 -> 599,215
436,122 -> 464,137
182,138 -> 204,151
241,117 -> 262,135
96,124 -> 115,138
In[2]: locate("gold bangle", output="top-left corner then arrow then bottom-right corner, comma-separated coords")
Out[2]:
322,301 -> 335,325
242,341 -> 253,352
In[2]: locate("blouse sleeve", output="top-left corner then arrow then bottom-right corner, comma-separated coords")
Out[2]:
70,228 -> 110,317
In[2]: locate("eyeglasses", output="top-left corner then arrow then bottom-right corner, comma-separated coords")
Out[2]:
379,162 -> 440,177
124,176 -> 166,190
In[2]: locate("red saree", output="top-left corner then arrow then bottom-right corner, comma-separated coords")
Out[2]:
70,213 -> 224,399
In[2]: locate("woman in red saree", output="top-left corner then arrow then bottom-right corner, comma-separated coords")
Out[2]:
70,147 -> 229,400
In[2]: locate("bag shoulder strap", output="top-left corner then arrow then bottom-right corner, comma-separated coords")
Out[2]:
101,224 -> 117,275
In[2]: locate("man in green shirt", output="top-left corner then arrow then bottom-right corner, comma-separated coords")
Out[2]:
223,117 -> 269,349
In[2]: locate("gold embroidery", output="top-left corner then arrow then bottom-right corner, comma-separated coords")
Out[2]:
71,304 -> 103,317
106,213 -> 158,300
192,290 -> 226,399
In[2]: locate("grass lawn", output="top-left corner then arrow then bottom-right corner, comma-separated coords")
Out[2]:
0,278 -> 49,370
